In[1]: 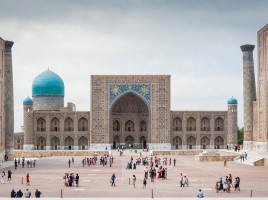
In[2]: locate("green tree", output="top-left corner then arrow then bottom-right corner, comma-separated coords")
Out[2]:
237,127 -> 244,145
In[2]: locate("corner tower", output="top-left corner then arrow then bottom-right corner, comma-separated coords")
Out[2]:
0,37 -> 14,160
227,97 -> 238,148
23,97 -> 34,150
240,44 -> 256,150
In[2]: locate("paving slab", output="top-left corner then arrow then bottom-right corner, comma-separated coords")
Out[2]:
0,150 -> 267,198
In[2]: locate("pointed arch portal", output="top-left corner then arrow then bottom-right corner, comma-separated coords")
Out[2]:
110,92 -> 151,148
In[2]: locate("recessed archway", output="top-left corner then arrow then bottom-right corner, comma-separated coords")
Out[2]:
110,92 -> 150,148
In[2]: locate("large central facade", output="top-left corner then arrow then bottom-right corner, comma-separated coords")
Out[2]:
90,75 -> 171,150
15,71 -> 238,151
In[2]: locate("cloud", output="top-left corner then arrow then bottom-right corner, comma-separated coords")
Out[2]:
0,0 -> 267,131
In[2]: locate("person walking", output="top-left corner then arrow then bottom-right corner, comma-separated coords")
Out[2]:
68,159 -> 71,168
14,159 -> 17,170
26,173 -> 30,186
8,170 -> 12,181
75,174 -> 79,187
174,158 -> 176,167
180,173 -> 184,187
35,189 -> 42,198
143,176 -> 147,189
133,175 -> 136,188
111,173 -> 116,186
197,189 -> 204,198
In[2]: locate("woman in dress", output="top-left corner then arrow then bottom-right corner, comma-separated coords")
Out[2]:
26,173 -> 30,186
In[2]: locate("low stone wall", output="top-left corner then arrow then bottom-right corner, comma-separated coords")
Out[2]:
264,158 -> 268,167
254,158 -> 265,166
14,150 -> 109,158
152,150 -> 239,162
152,150 -> 203,156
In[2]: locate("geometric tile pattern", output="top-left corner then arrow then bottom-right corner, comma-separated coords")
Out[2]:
109,83 -> 151,108
241,45 -> 256,142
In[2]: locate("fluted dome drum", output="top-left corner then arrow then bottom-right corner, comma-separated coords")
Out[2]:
32,69 -> 64,110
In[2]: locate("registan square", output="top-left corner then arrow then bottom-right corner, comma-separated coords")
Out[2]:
0,0 -> 268,199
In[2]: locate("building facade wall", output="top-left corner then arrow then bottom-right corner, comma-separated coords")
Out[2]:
20,109 -> 90,150
90,75 -> 171,150
251,24 -> 268,152
170,111 -> 228,150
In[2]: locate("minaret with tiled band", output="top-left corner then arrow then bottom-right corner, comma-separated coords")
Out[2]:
241,44 -> 256,150
23,97 -> 34,150
227,97 -> 238,148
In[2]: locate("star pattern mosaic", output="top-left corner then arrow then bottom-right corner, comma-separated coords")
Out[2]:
109,84 -> 151,107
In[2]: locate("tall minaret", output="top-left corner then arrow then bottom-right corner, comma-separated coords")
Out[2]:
227,97 -> 238,148
4,41 -> 15,159
240,44 -> 256,150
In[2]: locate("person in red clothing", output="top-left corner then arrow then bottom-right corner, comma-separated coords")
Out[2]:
26,173 -> 30,186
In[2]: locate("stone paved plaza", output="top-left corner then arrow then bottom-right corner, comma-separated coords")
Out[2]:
0,150 -> 268,198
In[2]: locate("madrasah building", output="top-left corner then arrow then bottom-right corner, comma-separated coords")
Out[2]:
14,70 -> 238,151
11,23 -> 268,153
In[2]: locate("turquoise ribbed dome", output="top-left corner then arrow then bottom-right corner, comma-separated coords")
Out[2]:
23,97 -> 33,105
32,69 -> 64,96
228,97 -> 237,104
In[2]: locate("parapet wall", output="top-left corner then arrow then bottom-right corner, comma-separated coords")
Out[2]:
14,150 -> 109,158
152,150 -> 202,156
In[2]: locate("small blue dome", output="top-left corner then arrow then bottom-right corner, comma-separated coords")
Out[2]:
228,97 -> 238,104
23,97 -> 33,105
32,69 -> 64,96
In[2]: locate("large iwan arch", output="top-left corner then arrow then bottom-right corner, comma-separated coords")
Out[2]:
109,92 -> 150,149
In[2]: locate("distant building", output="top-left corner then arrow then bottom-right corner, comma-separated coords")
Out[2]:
15,70 -> 238,150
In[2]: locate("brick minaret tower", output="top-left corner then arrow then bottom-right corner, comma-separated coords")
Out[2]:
227,97 -> 238,148
240,44 -> 256,150
23,98 -> 34,150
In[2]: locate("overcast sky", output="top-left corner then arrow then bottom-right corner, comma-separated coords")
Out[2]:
0,0 -> 267,131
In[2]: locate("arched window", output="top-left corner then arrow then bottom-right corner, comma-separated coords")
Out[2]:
37,136 -> 46,150
173,117 -> 182,131
140,121 -> 147,132
172,136 -> 182,149
200,136 -> 210,149
37,117 -> 46,132
215,117 -> 224,131
78,117 -> 88,131
51,117 -> 60,132
187,136 -> 196,149
113,120 -> 120,132
187,117 -> 196,131
64,117 -> 74,131
78,136 -> 88,150
125,120 -> 134,132
65,136 -> 74,150
215,136 -> 224,149
201,117 -> 210,131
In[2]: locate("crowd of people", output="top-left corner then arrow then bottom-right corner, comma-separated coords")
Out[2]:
64,173 -> 79,187
215,174 -> 241,193
13,157 -> 37,169
10,189 -> 42,198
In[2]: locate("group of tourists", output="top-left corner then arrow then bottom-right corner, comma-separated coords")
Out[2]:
64,173 -> 79,187
10,189 -> 42,198
14,157 -> 37,169
81,156 -> 98,167
180,173 -> 189,187
239,152 -> 247,162
1,170 -> 12,184
215,174 -> 240,193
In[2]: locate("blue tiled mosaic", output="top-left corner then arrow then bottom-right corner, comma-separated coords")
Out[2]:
109,84 -> 151,107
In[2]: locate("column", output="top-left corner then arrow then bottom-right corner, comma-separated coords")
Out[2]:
240,44 -> 256,150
